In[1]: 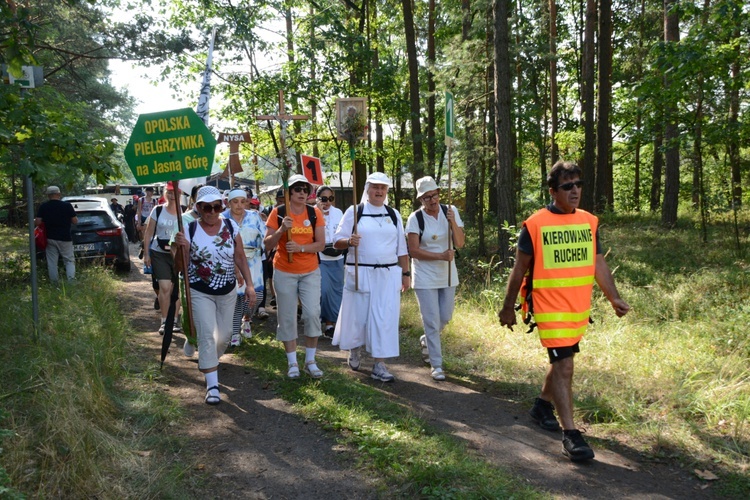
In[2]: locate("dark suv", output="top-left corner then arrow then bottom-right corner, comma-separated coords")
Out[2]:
62,196 -> 131,272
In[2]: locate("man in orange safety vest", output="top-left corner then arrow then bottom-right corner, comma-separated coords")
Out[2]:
498,160 -> 630,462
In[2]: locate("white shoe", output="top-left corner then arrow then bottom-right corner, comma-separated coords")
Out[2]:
229,333 -> 241,347
371,362 -> 395,383
183,341 -> 195,357
241,320 -> 252,339
431,367 -> 446,381
348,347 -> 361,371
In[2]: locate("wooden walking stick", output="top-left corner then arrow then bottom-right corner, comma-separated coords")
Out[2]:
445,91 -> 456,287
336,98 -> 368,291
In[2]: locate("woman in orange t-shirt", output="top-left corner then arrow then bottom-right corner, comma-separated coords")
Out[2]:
264,174 -> 326,379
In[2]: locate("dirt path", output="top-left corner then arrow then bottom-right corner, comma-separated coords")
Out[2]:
119,244 -> 719,499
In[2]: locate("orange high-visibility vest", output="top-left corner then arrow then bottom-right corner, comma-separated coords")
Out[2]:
524,208 -> 598,348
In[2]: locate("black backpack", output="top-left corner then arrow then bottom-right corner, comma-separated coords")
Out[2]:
355,203 -> 399,229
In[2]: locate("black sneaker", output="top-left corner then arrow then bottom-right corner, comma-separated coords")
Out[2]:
324,326 -> 334,339
562,429 -> 595,462
529,398 -> 561,431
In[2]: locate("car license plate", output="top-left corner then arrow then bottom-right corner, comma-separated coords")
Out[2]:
74,243 -> 97,252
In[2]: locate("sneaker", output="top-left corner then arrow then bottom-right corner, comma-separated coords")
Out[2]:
256,308 -> 269,320
158,321 -> 166,335
420,334 -> 430,364
229,333 -> 241,347
153,297 -> 160,310
241,320 -> 252,339
371,362 -> 395,383
269,296 -> 277,307
173,316 -> 182,332
287,363 -> 300,379
431,367 -> 446,381
183,341 -> 195,357
529,398 -> 561,431
348,347 -> 361,371
324,325 -> 334,339
562,429 -> 595,462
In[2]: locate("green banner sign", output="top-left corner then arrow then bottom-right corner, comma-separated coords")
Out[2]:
124,108 -> 217,184
445,91 -> 455,145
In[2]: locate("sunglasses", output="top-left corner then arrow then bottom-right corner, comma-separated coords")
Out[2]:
318,196 -> 334,203
558,180 -> 584,191
199,203 -> 223,213
291,186 -> 310,193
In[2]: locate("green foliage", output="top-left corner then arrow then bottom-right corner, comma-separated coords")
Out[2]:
0,264 -> 192,497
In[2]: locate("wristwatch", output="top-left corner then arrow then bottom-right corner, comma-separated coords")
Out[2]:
402,271 -> 411,277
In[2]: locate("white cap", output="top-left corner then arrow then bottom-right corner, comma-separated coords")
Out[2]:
287,174 -> 311,190
365,172 -> 391,187
195,186 -> 223,204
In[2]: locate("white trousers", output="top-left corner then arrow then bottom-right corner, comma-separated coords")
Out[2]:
414,287 -> 456,368
192,289 -> 236,370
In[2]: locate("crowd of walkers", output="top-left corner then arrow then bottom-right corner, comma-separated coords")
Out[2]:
130,160 -> 629,463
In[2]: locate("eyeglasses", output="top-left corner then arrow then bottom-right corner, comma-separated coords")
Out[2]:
558,180 -> 584,191
199,203 -> 223,213
318,196 -> 334,203
421,192 -> 440,202
291,186 -> 309,194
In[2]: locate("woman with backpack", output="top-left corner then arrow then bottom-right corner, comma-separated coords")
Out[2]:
173,186 -> 255,405
405,176 -> 465,381
263,175 -> 326,379
315,185 -> 345,339
331,172 -> 410,383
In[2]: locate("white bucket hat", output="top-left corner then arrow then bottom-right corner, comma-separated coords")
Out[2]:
196,186 -> 223,204
416,176 -> 439,199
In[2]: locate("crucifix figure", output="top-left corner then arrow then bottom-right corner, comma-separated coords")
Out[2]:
256,90 -> 309,261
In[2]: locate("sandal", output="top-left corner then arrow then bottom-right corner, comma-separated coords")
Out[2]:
304,361 -> 324,379
287,363 -> 300,379
205,386 -> 221,405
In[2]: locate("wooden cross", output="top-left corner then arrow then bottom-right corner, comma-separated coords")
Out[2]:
255,90 -> 309,164
256,90 -> 309,262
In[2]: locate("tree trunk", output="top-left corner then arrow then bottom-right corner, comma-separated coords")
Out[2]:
372,0 -> 385,173
661,0 -> 680,227
427,0 -> 437,177
595,0 -> 613,212
462,0 -> 479,225
549,0 -> 559,164
651,132 -> 663,212
581,0 -> 597,212
729,27 -> 741,208
493,0 -> 516,264
402,0 -> 425,185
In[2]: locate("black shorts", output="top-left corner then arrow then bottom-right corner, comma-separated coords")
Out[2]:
547,342 -> 580,363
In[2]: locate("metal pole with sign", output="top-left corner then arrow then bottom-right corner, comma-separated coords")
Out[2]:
445,91 -> 455,287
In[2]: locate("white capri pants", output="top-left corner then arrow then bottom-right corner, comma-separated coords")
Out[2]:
192,288 -> 237,370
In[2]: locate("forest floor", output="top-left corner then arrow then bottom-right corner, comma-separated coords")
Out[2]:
119,245 -> 720,499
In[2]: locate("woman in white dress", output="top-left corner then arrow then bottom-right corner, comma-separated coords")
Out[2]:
405,176 -> 465,381
316,185 -> 345,339
331,172 -> 410,382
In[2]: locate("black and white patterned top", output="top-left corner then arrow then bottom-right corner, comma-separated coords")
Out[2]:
186,218 -> 240,295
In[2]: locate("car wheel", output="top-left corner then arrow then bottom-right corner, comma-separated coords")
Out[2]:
115,260 -> 132,273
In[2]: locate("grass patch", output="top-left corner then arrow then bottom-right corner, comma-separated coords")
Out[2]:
0,262 -> 194,498
234,335 -> 544,499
